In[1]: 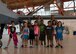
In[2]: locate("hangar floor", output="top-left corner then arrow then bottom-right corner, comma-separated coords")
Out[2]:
0,34 -> 76,54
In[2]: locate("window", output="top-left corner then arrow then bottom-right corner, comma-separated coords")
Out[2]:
64,1 -> 76,11
64,1 -> 74,8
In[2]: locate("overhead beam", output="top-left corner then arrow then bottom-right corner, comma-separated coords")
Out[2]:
55,0 -> 64,15
7,0 -> 51,9
27,0 -> 54,16
73,0 -> 75,12
7,1 -> 51,9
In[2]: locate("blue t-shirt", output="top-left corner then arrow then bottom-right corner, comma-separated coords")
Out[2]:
56,26 -> 64,37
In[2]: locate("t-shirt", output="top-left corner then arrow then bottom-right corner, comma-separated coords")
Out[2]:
40,24 -> 46,33
46,26 -> 53,35
23,27 -> 29,36
34,25 -> 39,35
10,26 -> 16,34
56,26 -> 64,36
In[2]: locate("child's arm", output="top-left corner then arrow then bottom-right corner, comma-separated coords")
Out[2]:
38,26 -> 40,37
55,27 -> 57,34
45,25 -> 46,35
63,26 -> 65,30
21,26 -> 24,33
45,26 -> 47,35
15,27 -> 16,33
10,26 -> 13,35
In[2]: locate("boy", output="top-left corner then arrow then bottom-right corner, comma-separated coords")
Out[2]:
46,21 -> 53,48
5,21 -> 18,49
39,20 -> 46,46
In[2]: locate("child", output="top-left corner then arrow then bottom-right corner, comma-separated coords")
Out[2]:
0,24 -> 5,48
51,15 -> 57,38
5,21 -> 18,49
39,20 -> 46,46
55,21 -> 64,48
22,22 -> 29,48
34,21 -> 40,47
29,24 -> 35,48
46,21 -> 53,48
52,20 -> 57,37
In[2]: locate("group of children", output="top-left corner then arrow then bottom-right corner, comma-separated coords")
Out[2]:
4,16 -> 64,49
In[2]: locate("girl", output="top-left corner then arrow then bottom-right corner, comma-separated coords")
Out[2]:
46,21 -> 53,48
22,22 -> 29,48
34,21 -> 40,47
29,24 -> 35,48
55,21 -> 64,48
5,21 -> 18,49
52,20 -> 57,46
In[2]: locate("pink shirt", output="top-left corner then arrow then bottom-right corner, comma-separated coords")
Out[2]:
34,25 -> 39,35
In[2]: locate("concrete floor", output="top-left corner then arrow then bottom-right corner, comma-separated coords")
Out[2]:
0,34 -> 76,54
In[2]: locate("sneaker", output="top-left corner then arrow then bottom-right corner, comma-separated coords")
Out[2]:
44,45 -> 46,47
46,45 -> 49,47
30,46 -> 33,48
4,47 -> 8,49
0,44 -> 2,48
21,45 -> 24,48
41,43 -> 43,46
50,45 -> 53,48
55,45 -> 59,48
35,45 -> 38,48
24,45 -> 28,48
58,44 -> 63,48
60,45 -> 63,48
14,46 -> 18,48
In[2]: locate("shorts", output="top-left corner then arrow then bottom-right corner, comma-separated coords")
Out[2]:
56,35 -> 63,40
29,34 -> 35,40
47,35 -> 53,40
39,33 -> 45,41
34,34 -> 38,36
53,34 -> 56,36
23,35 -> 29,39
